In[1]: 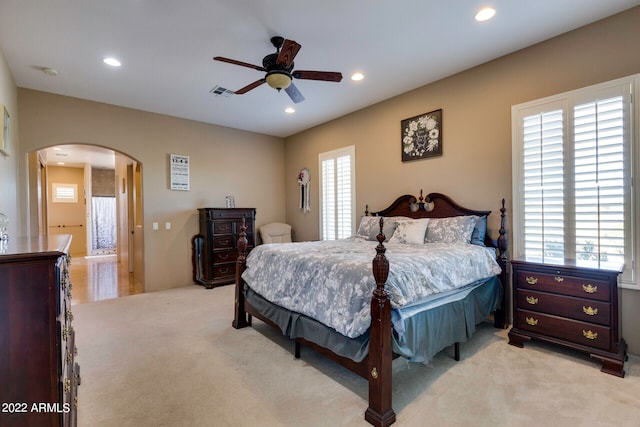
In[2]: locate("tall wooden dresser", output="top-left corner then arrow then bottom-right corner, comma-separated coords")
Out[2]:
0,235 -> 80,426
508,257 -> 626,377
192,208 -> 256,289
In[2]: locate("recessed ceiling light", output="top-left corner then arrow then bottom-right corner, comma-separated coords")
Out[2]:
52,147 -> 62,151
351,72 -> 364,81
57,162 -> 65,165
285,107 -> 295,114
475,7 -> 496,22
103,57 -> 122,67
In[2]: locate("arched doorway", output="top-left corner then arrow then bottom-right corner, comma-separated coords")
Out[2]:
28,144 -> 144,303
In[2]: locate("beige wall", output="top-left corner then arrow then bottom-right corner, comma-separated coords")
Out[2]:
284,7 -> 640,354
17,89 -> 285,291
0,45 -> 19,237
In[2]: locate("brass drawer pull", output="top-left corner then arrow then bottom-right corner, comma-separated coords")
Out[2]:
62,326 -> 69,341
66,309 -> 74,322
67,352 -> 73,364
582,284 -> 598,294
218,253 -> 230,260
583,330 -> 598,340
74,396 -> 78,409
525,316 -> 538,326
526,296 -> 538,305
583,306 -> 598,316
219,268 -> 230,274
64,379 -> 71,394
525,276 -> 538,285
554,276 -> 564,282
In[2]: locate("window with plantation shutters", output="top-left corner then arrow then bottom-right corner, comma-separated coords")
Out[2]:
319,146 -> 355,240
513,75 -> 637,287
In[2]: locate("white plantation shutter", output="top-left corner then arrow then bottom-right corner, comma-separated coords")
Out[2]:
321,158 -> 336,240
513,76 -> 635,285
319,146 -> 355,240
574,97 -> 625,264
522,110 -> 565,259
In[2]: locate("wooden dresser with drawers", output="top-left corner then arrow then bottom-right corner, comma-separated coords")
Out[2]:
0,235 -> 80,426
508,257 -> 626,377
192,207 -> 256,289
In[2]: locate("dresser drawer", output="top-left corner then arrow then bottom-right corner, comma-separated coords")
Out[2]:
213,236 -> 234,249
213,249 -> 238,264
515,289 -> 611,326
514,269 -> 610,302
206,208 -> 255,220
212,264 -> 235,278
213,221 -> 234,234
515,309 -> 611,351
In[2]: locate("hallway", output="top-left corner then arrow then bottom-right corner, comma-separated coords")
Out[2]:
69,254 -> 143,304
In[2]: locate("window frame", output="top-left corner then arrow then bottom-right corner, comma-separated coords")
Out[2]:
512,74 -> 638,288
318,145 -> 356,241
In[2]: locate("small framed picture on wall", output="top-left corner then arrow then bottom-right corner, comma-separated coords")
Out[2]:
401,109 -> 442,162
1,105 -> 10,157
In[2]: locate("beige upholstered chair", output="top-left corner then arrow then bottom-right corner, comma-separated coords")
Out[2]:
259,222 -> 292,244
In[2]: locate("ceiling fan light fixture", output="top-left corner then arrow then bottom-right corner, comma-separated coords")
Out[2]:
266,71 -> 292,90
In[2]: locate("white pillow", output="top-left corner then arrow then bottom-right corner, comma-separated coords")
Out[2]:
388,218 -> 430,245
356,216 -> 397,241
424,216 -> 478,244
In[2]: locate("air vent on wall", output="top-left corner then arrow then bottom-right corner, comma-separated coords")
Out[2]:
209,85 -> 234,97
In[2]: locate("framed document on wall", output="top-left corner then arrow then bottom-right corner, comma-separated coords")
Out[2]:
1,105 -> 9,157
169,154 -> 190,191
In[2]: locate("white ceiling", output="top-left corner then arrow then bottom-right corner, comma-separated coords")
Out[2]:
1,0 -> 639,143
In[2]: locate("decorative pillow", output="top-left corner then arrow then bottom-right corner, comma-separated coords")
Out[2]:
356,216 -> 397,241
424,216 -> 478,244
470,216 -> 487,246
388,218 -> 430,245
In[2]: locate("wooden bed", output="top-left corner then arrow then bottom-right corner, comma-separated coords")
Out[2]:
232,192 -> 508,427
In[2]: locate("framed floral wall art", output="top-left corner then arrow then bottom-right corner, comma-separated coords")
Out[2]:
401,109 -> 442,162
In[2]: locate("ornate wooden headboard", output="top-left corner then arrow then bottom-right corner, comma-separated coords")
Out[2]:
367,191 -> 491,219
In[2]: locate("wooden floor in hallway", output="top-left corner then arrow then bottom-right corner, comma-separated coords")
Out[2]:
69,254 -> 143,304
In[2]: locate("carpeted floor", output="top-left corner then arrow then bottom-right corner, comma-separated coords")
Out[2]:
72,284 -> 640,427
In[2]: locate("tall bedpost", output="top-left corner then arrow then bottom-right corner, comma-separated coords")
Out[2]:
232,217 -> 249,329
365,218 -> 396,427
494,198 -> 508,329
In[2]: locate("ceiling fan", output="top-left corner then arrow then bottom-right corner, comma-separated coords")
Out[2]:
213,36 -> 343,104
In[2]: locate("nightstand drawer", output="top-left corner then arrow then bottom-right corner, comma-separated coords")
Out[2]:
514,270 -> 610,302
515,289 -> 611,326
515,309 -> 611,351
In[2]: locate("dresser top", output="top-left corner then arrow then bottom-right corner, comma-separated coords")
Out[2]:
511,255 -> 624,274
0,235 -> 72,260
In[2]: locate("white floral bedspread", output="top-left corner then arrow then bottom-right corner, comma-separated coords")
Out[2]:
242,237 -> 501,338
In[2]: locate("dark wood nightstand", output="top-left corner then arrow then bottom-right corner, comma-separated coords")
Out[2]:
508,256 -> 627,377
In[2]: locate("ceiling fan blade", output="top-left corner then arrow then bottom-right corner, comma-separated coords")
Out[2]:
276,39 -> 301,68
234,79 -> 266,94
292,70 -> 343,82
213,56 -> 265,72
285,83 -> 305,104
